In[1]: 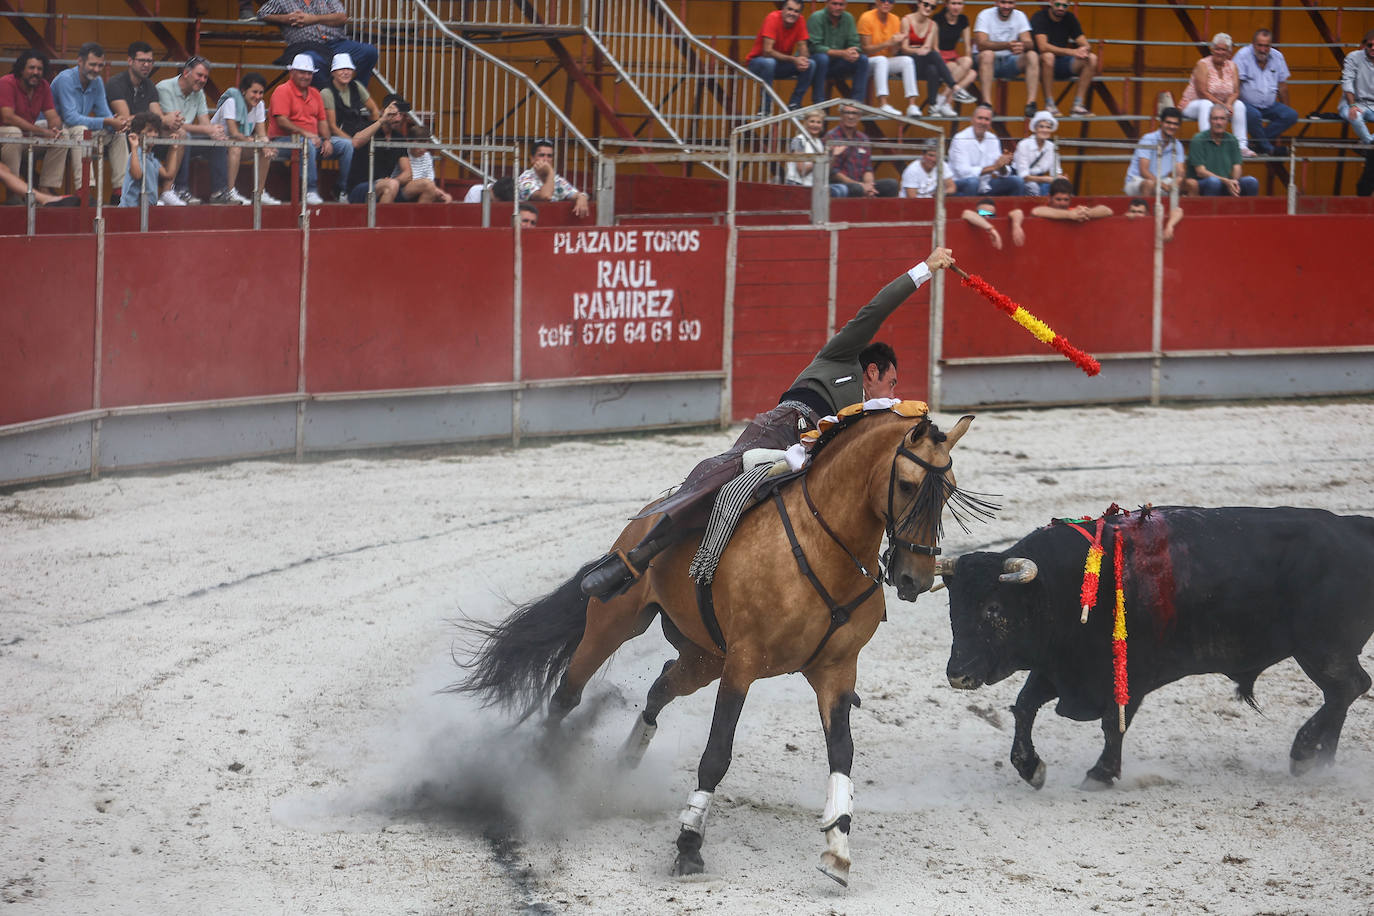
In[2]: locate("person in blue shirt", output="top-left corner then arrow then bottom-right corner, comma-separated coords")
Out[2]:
48,42 -> 129,193
1232,29 -> 1298,156
120,111 -> 180,208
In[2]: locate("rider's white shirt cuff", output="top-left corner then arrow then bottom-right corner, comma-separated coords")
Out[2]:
907,262 -> 932,287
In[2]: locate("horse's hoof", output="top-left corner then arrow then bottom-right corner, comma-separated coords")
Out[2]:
818,851 -> 850,887
1076,773 -> 1113,792
1026,759 -> 1047,790
1290,754 -> 1318,777
672,851 -> 705,877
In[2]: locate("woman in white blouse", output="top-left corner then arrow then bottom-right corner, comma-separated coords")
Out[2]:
1013,109 -> 1063,196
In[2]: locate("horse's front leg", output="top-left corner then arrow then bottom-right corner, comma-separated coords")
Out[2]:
806,660 -> 860,887
1010,671 -> 1057,789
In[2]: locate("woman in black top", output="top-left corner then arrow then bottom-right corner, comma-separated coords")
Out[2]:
935,0 -> 979,104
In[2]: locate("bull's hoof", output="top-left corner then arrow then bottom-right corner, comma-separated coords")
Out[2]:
818,850 -> 850,887
1289,754 -> 1318,777
671,850 -> 704,877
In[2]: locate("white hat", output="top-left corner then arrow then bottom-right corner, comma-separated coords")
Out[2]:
330,52 -> 355,72
289,52 -> 317,73
1029,109 -> 1058,130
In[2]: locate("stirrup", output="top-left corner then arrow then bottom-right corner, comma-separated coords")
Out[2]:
580,549 -> 640,600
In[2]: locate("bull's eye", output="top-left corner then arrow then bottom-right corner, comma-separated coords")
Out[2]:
982,603 -> 1002,621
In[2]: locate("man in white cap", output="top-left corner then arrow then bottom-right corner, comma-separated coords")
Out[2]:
267,52 -> 351,205
257,0 -> 379,92
155,54 -> 230,204
321,51 -> 375,199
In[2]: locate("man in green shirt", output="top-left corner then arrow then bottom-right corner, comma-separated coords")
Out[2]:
808,0 -> 870,103
1188,105 -> 1259,196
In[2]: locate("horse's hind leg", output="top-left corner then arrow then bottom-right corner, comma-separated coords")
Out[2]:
805,659 -> 861,887
546,586 -> 656,730
621,639 -> 723,768
1290,651 -> 1372,775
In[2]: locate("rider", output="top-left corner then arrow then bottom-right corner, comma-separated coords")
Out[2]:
580,246 -> 957,600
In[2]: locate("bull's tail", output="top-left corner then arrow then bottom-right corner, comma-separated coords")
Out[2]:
1231,669 -> 1263,712
450,559 -> 598,719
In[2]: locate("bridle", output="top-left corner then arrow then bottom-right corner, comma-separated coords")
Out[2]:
881,439 -> 949,583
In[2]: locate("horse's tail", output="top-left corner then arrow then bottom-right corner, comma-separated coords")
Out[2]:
449,559 -> 598,719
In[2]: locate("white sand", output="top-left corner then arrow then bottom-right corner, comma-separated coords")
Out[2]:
2,400 -> 1373,915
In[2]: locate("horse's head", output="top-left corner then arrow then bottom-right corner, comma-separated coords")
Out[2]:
879,414 -> 980,601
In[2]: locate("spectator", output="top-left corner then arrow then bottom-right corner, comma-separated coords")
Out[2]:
1030,0 -> 1097,117
0,160 -> 77,205
321,52 -> 378,183
211,72 -> 280,205
257,0 -> 379,91
933,1 -> 979,105
518,201 -> 539,228
900,1 -> 961,117
156,56 -> 232,204
1232,29 -> 1297,155
1180,33 -> 1254,157
0,50 -> 66,196
960,196 -> 1022,248
50,42 -> 131,194
1124,106 -> 1196,197
121,111 -> 180,207
342,95 -> 407,203
517,139 -> 590,217
1188,105 -> 1258,196
1012,108 -> 1062,195
1124,196 -> 1184,241
267,53 -> 353,205
462,174 -> 515,203
900,145 -> 954,197
974,0 -> 1040,119
1028,176 -> 1111,222
104,42 -> 168,200
746,0 -> 821,112
858,0 -> 920,116
949,101 -> 1024,195
807,1 -> 870,104
785,110 -> 826,187
1340,29 -> 1374,145
824,102 -> 899,196
397,120 -> 451,203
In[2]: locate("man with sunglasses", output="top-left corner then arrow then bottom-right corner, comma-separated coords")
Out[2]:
1340,29 -> 1374,145
973,0 -> 1040,120
156,56 -> 230,204
1030,0 -> 1097,117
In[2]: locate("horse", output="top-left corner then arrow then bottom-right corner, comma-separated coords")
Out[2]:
455,403 -> 987,886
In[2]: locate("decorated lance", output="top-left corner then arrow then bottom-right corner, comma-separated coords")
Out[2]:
949,265 -> 1102,377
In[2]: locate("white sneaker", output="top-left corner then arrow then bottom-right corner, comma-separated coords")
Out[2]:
879,103 -> 901,116
952,86 -> 977,104
258,189 -> 281,205
225,187 -> 252,205
906,104 -> 924,118
1240,145 -> 1257,158
938,101 -> 959,118
160,189 -> 187,206
305,191 -> 324,205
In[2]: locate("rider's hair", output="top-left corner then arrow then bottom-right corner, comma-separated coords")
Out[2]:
860,341 -> 897,377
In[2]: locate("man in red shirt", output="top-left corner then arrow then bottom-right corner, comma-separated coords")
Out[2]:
746,0 -> 825,111
268,52 -> 351,204
0,50 -> 68,194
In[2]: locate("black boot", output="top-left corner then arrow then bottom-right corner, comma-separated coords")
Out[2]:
580,521 -> 676,600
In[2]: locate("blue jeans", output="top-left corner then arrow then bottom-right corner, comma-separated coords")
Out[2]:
828,177 -> 900,197
273,135 -> 353,192
1338,98 -> 1374,144
1244,101 -> 1299,152
305,40 -> 379,90
826,55 -> 869,103
1197,175 -> 1259,196
953,174 -> 1025,196
175,143 -> 228,196
747,55 -> 824,108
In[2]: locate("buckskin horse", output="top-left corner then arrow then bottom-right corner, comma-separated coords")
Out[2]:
456,403 -> 987,886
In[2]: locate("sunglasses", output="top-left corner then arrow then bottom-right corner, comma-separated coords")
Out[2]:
185,55 -> 207,69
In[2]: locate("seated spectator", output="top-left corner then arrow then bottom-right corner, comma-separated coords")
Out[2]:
949,102 -> 1024,195
211,72 -> 280,205
343,94 -> 407,203
960,196 -> 1022,248
933,1 -> 979,105
1188,105 -> 1258,196
156,56 -> 232,203
105,42 -> 167,201
858,0 -> 920,116
1180,33 -> 1254,157
900,1 -> 961,117
0,160 -> 76,205
1124,106 -> 1197,197
50,42 -> 130,194
746,0 -> 822,112
257,0 -> 379,91
462,174 -> 514,203
398,121 -> 451,203
900,145 -> 954,197
517,139 -> 590,217
121,111 -> 181,207
785,110 -> 826,186
974,0 -> 1041,119
267,53 -> 352,205
1233,29 -> 1298,155
1124,196 -> 1184,241
1028,176 -> 1111,222
1013,108 -> 1062,195
1030,0 -> 1097,117
518,201 -> 538,228
807,1 -> 869,105
0,50 -> 67,196
824,103 -> 899,196
321,52 -> 376,198
1340,29 -> 1374,146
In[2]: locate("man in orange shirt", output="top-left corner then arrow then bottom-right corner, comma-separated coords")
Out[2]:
745,0 -> 823,111
267,53 -> 351,204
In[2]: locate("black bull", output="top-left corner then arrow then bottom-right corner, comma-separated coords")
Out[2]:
941,506 -> 1374,788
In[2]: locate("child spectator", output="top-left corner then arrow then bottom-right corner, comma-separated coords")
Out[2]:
398,119 -> 452,203
121,111 -> 180,207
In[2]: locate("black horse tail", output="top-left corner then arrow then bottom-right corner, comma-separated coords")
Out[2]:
449,559 -> 598,720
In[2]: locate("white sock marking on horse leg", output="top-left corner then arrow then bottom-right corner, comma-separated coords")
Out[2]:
678,789 -> 713,836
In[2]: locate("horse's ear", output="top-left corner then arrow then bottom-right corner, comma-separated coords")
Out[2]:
944,415 -> 975,448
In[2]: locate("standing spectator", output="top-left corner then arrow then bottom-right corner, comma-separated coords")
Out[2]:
1012,108 -> 1062,194
517,139 -> 590,217
1124,106 -> 1196,197
0,50 -> 67,195
1188,105 -> 1258,196
949,101 -> 1024,195
1028,176 -> 1111,222
1339,29 -> 1374,145
974,0 -> 1040,119
824,102 -> 899,197
1232,29 -> 1297,155
343,95 -> 407,203
807,0 -> 870,104
398,120 -> 451,203
785,110 -> 827,187
858,0 -> 920,116
257,0 -> 379,91
900,145 -> 954,197
104,42 -> 167,200
50,42 -> 131,193
267,53 -> 351,205
211,72 -> 280,205
121,111 -> 180,207
746,0 -> 822,112
933,1 -> 979,105
156,56 -> 232,203
1030,0 -> 1098,117
518,202 -> 539,228
1180,33 -> 1254,156
900,1 -> 961,117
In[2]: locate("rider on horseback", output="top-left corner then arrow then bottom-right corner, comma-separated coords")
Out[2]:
579,246 -> 957,601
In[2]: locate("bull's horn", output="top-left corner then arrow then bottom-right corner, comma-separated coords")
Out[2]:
999,557 -> 1038,584
934,556 -> 958,577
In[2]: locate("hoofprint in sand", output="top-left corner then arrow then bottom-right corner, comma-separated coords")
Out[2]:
1,401 -> 1372,914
